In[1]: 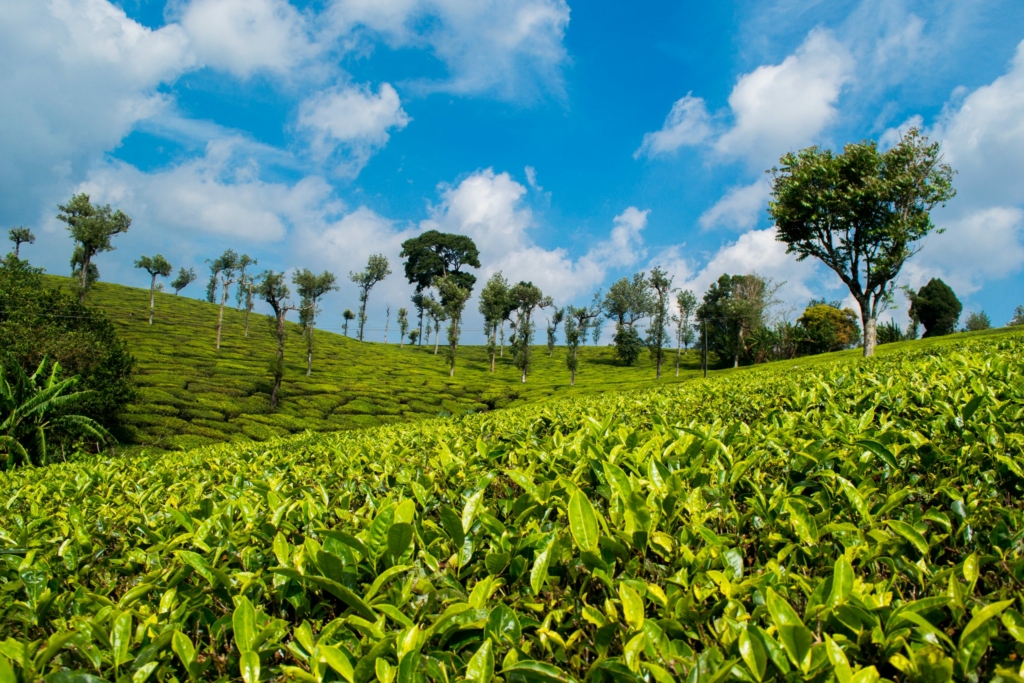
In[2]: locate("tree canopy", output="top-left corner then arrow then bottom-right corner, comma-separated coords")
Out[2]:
769,129 -> 955,356
400,230 -> 480,299
909,277 -> 962,337
57,193 -> 131,302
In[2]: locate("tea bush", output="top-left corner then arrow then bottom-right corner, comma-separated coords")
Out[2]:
2,333 -> 1024,681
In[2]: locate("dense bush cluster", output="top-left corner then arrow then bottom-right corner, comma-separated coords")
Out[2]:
1,333 -> 1023,681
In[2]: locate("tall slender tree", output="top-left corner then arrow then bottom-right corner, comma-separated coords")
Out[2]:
8,228 -> 34,258
546,308 -> 565,356
384,306 -> 391,344
423,295 -> 446,355
672,290 -> 698,377
235,254 -> 257,312
293,269 -> 338,376
349,254 -> 391,341
56,193 -> 131,302
434,275 -> 471,376
397,308 -> 409,348
564,300 -> 601,386
134,254 -> 173,325
646,267 -> 674,379
342,309 -> 355,337
769,129 -> 956,356
509,281 -> 552,383
411,293 -> 426,345
256,271 -> 299,409
207,250 -> 239,350
171,267 -> 196,296
479,272 -> 511,372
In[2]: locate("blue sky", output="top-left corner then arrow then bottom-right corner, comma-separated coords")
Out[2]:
2,0 -> 1024,340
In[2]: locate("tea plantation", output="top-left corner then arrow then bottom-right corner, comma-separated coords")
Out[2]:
2,331 -> 1024,681
46,277 -> 715,452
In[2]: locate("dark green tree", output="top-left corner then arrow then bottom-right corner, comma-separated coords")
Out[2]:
8,228 -> 35,258
509,282 -> 551,383
603,273 -> 654,365
423,295 -> 446,354
349,254 -> 391,341
479,274 -> 511,370
797,303 -> 862,354
546,307 -> 564,356
57,193 -> 131,303
171,267 -> 196,296
769,129 -> 956,356
1009,305 -> 1024,327
435,275 -> 471,376
908,278 -> 962,337
293,269 -> 338,376
342,309 -> 355,337
134,254 -> 172,325
673,289 -> 697,377
400,230 -> 481,300
964,311 -> 991,332
646,267 -> 674,378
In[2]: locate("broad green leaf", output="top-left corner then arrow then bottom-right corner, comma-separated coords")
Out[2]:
824,635 -> 852,683
850,667 -> 879,683
963,553 -> 980,585
233,596 -> 257,653
602,462 -> 632,501
394,499 -> 416,524
619,583 -> 644,631
827,556 -> 854,608
530,535 -> 556,596
785,498 -> 818,546
568,490 -> 599,552
171,631 -> 195,668
856,440 -> 899,471
387,523 -> 414,560
133,662 -> 158,683
738,629 -> 766,682
466,639 -> 494,683
1002,609 -> 1024,644
500,661 -> 571,683
438,506 -> 465,547
463,486 -> 488,534
112,611 -> 132,669
765,588 -> 814,672
321,645 -> 354,683
885,520 -> 929,556
960,599 -> 1013,646
485,605 -> 522,646
835,476 -> 871,525
365,565 -> 411,602
240,651 -> 260,683
376,658 -> 395,683
0,655 -> 14,683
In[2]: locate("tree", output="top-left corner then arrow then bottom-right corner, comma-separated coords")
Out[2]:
171,267 -> 196,296
0,256 -> 135,439
478,273 -> 513,369
235,255 -> 257,310
509,282 -> 551,383
256,271 -> 299,409
434,275 -> 471,376
293,269 -> 338,376
423,295 -> 446,354
1009,306 -> 1024,327
729,274 -> 783,366
408,328 -> 420,345
400,230 -> 481,299
342,309 -> 355,337
769,129 -> 956,357
397,308 -> 409,348
8,228 -> 34,258
964,311 -> 991,332
0,358 -> 112,469
411,293 -> 426,345
603,273 -> 654,365
207,250 -> 239,350
646,267 -> 674,379
134,254 -> 172,325
672,290 -> 697,377
876,319 -> 907,345
350,254 -> 391,341
57,193 -> 131,303
384,306 -> 391,344
908,278 -> 962,337
546,308 -> 564,356
797,303 -> 861,355
564,301 -> 601,386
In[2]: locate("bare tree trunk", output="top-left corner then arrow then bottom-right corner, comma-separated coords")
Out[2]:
216,281 -> 229,350
79,255 -> 89,303
384,306 -> 390,344
656,354 -> 662,380
244,284 -> 252,337
306,314 -> 314,377
675,345 -> 681,377
433,323 -> 440,355
270,311 -> 285,409
500,321 -> 505,357
521,367 -> 527,383
149,274 -> 156,325
862,306 -> 877,357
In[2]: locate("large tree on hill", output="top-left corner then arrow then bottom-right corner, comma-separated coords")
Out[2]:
908,278 -> 962,337
479,272 -> 511,371
646,267 -> 674,379
57,193 -> 131,303
769,128 -> 956,357
400,230 -> 481,298
697,273 -> 780,368
293,269 -> 338,376
604,273 -> 654,365
134,254 -> 172,325
257,271 -> 299,409
207,250 -> 239,350
171,267 -> 196,296
564,300 -> 601,387
672,289 -> 697,377
798,302 -> 861,354
510,281 -> 551,383
434,275 -> 471,376
8,228 -> 34,258
350,254 -> 391,341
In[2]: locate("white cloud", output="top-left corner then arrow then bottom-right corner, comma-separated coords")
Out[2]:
297,82 -> 411,175
175,0 -> 317,78
524,166 -> 541,190
0,0 -> 194,218
637,29 -> 852,167
328,0 -> 571,100
634,95 -> 713,158
698,178 -> 771,231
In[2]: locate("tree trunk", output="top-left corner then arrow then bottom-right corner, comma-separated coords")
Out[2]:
358,293 -> 368,341
656,354 -> 662,380
384,308 -> 389,344
270,311 -> 285,409
675,345 -> 681,378
521,367 -> 527,383
433,325 -> 439,354
216,281 -> 229,350
571,347 -> 578,386
149,274 -> 156,325
500,322 -> 505,357
79,254 -> 89,303
863,315 -> 877,357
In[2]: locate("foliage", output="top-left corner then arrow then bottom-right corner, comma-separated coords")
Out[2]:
170,267 -> 196,296
7,227 -> 35,257
3,332 -> 1024,682
257,271 -> 298,409
479,273 -> 512,372
798,303 -> 862,354
965,311 -> 992,332
769,129 -> 956,356
564,302 -> 602,386
350,255 -> 392,342
509,282 -> 551,383
397,309 -> 410,348
1009,305 -> 1024,327
294,270 -> 339,376
877,319 -> 908,346
343,310 -> 355,337
0,259 -> 135,439
0,357 -> 110,468
645,267 -> 673,378
546,308 -> 565,356
613,326 -> 644,366
135,254 -> 173,325
57,193 -> 131,302
434,275 -> 472,377
909,278 -> 962,337
400,231 -> 481,299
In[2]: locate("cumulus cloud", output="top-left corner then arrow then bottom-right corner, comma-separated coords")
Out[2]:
637,30 -> 852,166
328,0 -> 571,100
174,0 -> 318,78
297,82 -> 411,176
698,178 -> 771,231
0,0 -> 194,220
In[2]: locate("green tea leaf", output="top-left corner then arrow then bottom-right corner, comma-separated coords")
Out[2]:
568,490 -> 599,552
530,535 -> 556,596
240,651 -> 260,683
466,639 -> 494,683
738,628 -> 766,682
618,583 -> 644,631
233,596 -> 257,653
765,588 -> 813,672
885,520 -> 929,556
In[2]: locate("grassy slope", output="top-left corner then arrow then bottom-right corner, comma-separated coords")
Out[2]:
53,276 -> 1019,451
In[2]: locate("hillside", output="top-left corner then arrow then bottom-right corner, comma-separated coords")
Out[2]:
1,330 -> 1022,681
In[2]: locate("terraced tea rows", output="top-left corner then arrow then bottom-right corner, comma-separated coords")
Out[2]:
2,333 -> 1024,681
